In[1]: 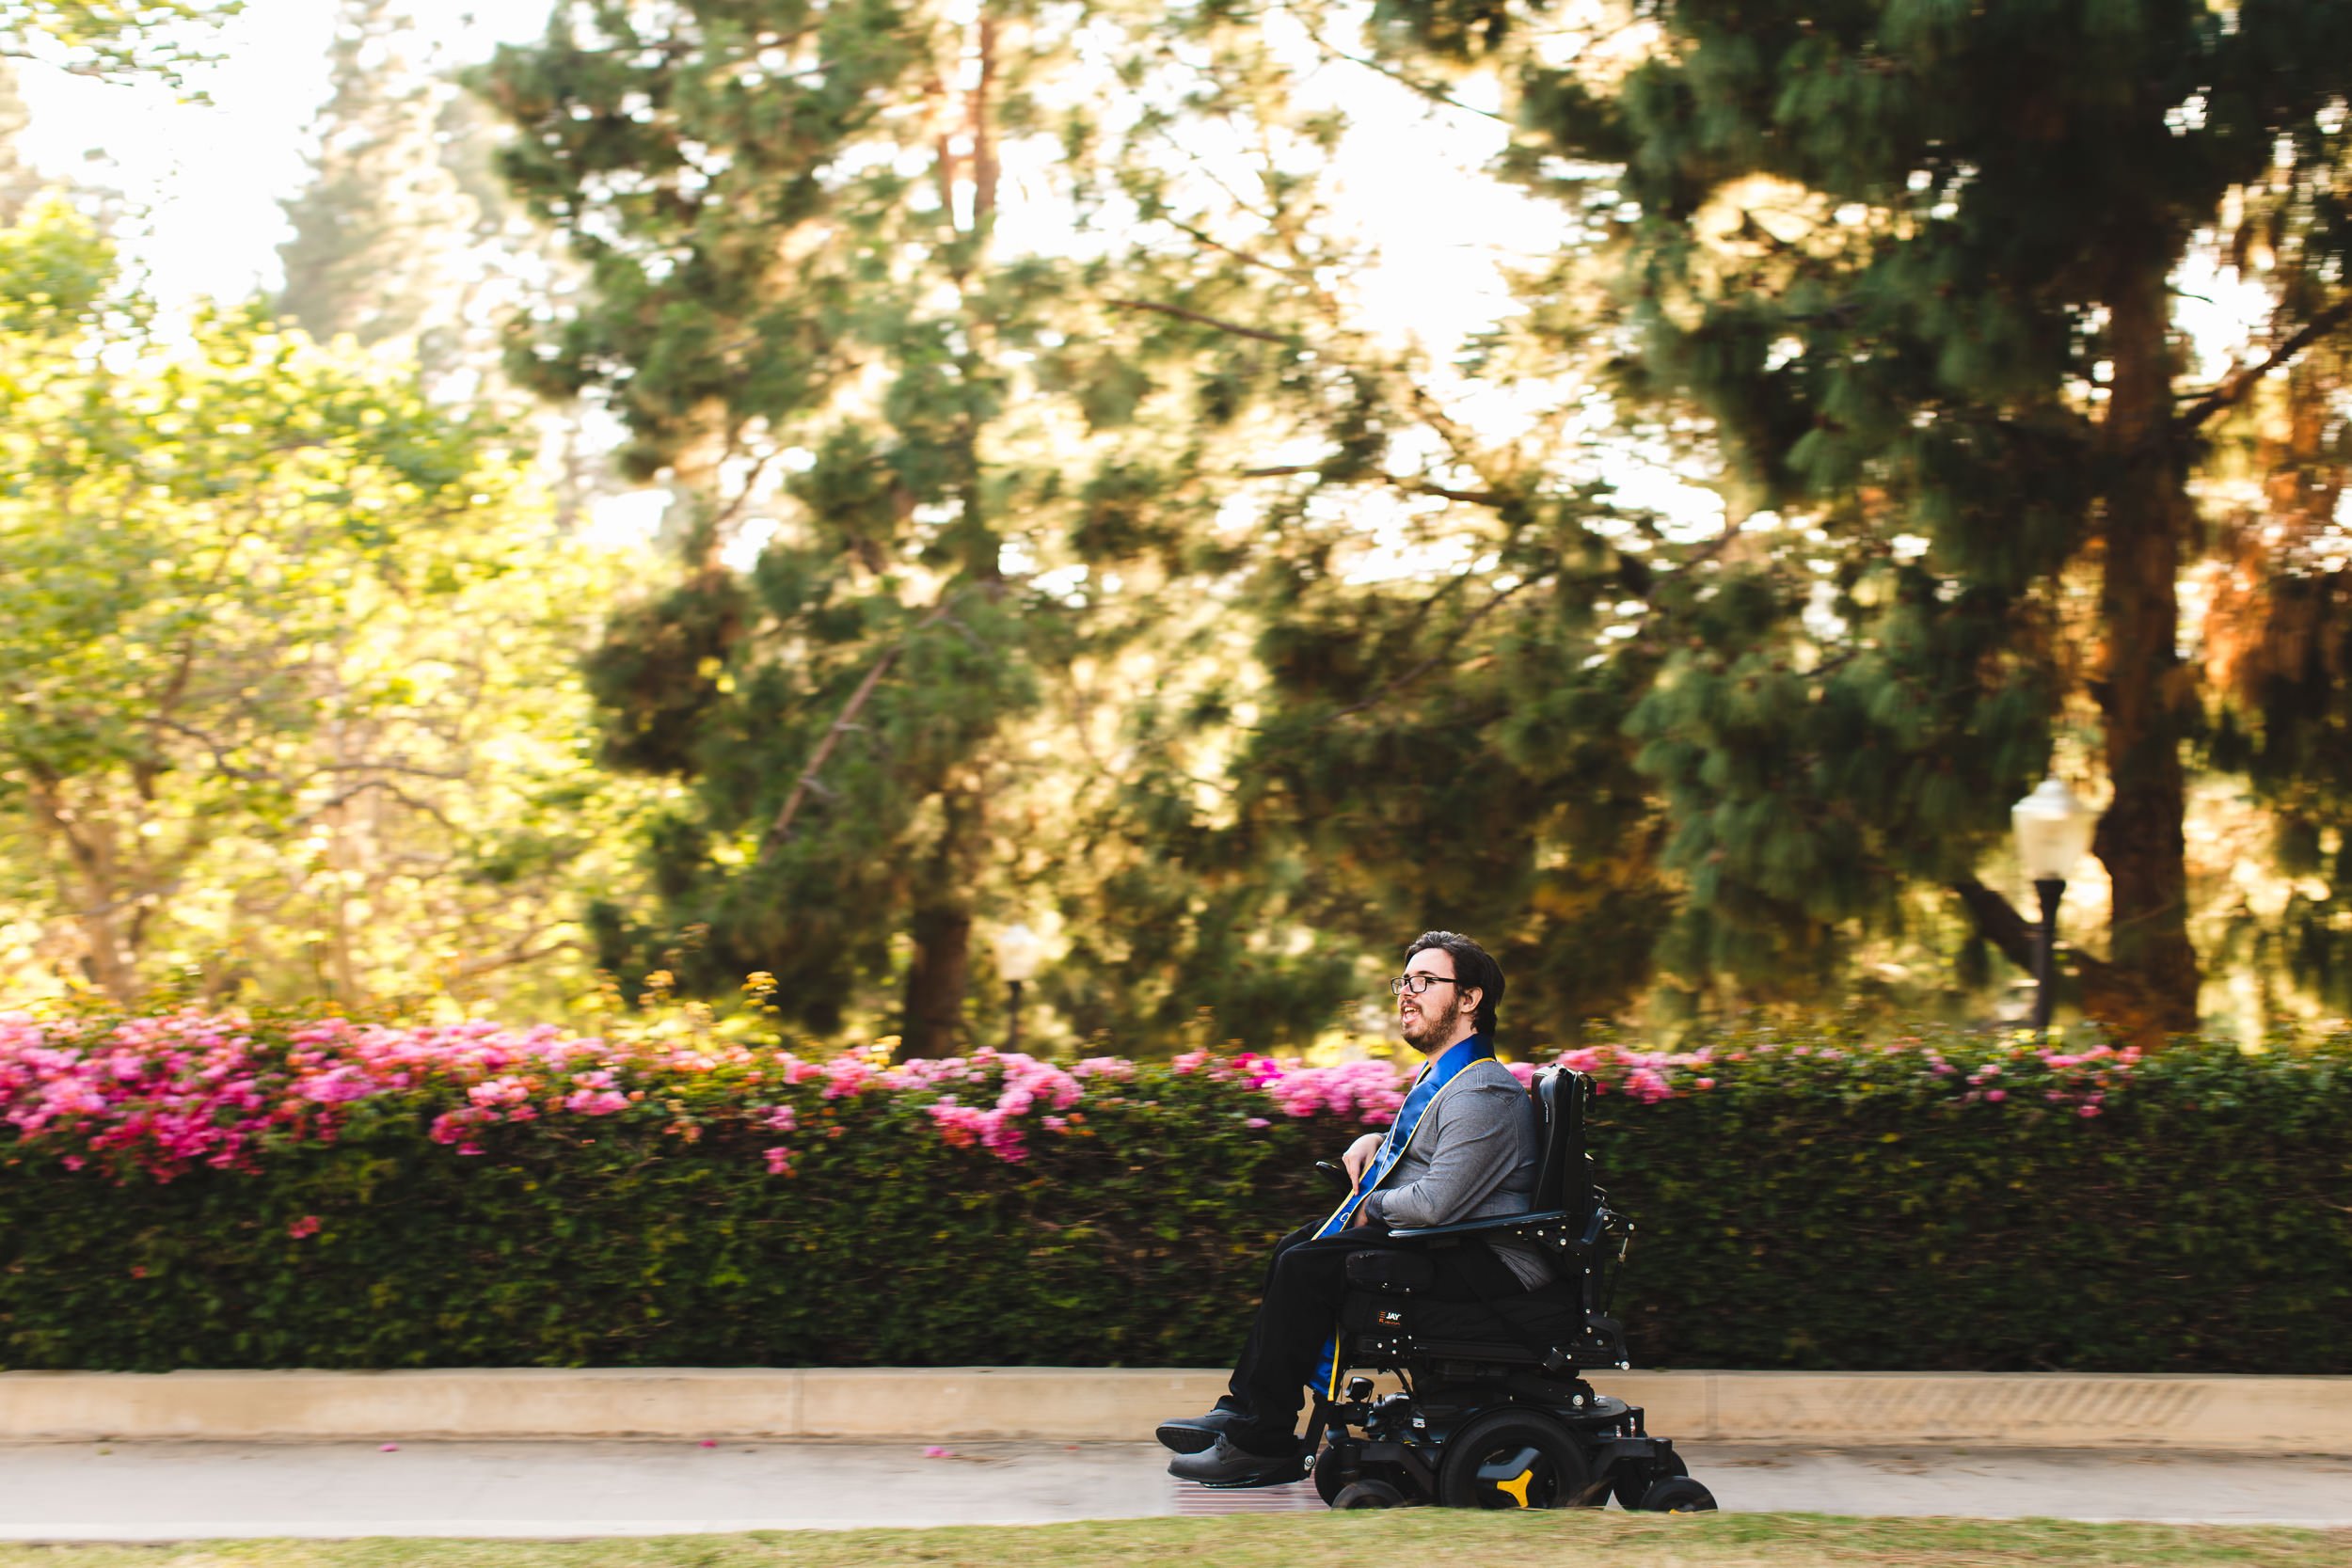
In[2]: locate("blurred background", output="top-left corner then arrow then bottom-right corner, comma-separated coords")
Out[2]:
2,0 -> 2347,1056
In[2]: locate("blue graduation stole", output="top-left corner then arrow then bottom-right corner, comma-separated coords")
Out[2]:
1307,1033 -> 1495,1399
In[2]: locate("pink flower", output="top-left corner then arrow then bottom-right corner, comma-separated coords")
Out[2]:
1985,1088 -> 2007,1103
821,1058 -> 874,1099
2078,1104 -> 2102,1118
287,1214 -> 322,1240
763,1146 -> 796,1176
1244,1117 -> 1269,1129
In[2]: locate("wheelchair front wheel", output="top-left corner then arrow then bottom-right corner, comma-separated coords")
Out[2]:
1636,1476 -> 1718,1513
1330,1479 -> 1407,1509
1612,1449 -> 1688,1510
1434,1410 -> 1594,1510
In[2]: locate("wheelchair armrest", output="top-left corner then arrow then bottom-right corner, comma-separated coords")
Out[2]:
1386,1208 -> 1586,1256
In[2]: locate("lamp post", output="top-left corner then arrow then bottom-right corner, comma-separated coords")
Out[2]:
992,923 -> 1042,1053
2010,778 -> 2099,1031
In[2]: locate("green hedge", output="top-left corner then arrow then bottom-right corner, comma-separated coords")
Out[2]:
1,1018 -> 2346,1372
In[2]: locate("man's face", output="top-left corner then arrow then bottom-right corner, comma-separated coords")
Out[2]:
1396,949 -> 1470,1053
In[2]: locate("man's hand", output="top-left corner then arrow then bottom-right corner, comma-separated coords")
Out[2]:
1340,1132 -> 1381,1187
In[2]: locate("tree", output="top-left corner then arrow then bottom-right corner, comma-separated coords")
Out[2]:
0,198 -> 644,1008
1365,0 -> 2352,1034
279,2 -> 562,391
477,0 -> 1384,1053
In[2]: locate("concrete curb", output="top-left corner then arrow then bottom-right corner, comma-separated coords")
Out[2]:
4,1369 -> 2348,1451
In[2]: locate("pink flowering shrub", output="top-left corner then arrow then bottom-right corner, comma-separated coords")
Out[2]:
1,1007 -> 2153,1184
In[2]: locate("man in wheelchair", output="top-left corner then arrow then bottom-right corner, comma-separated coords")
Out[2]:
1156,929 -> 1715,1512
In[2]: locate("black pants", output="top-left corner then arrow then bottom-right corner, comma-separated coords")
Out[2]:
1220,1220 -> 1529,1450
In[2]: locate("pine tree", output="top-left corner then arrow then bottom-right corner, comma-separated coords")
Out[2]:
279,2 -> 558,395
477,0 -> 1355,1052
1370,0 -> 2352,1033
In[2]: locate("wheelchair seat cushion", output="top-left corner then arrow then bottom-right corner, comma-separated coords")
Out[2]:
1343,1248 -> 1436,1292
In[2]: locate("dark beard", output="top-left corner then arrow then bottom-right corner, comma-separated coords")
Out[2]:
1399,1009 -> 1449,1053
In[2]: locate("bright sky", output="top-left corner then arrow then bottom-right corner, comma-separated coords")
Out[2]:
15,0 -> 552,303
11,0 -> 1624,557
8,0 -> 2262,561
13,0 -> 1564,333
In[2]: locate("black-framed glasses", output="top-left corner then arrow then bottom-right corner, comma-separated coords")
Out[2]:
1390,974 -> 1460,997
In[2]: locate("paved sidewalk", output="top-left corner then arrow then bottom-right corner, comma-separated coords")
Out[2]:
3,1440 -> 2348,1540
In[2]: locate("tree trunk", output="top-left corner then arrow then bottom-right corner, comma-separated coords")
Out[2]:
1951,876 -> 2186,1036
2092,261 -> 2201,1035
26,779 -> 140,1003
899,784 -> 981,1057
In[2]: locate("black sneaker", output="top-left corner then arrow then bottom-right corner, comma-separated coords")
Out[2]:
1166,1432 -> 1308,1488
1154,1404 -> 1248,1454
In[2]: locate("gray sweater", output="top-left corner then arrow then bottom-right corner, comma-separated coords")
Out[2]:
1359,1058 -> 1553,1289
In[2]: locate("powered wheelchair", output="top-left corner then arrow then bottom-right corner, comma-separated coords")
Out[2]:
1295,1066 -> 1715,1513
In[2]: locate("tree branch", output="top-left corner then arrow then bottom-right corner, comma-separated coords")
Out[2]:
2175,293 -> 2352,431
300,780 -> 463,837
1296,23 -> 1507,123
1105,298 -> 1294,344
757,603 -> 953,862
148,718 -> 274,784
1323,577 -> 1541,725
1164,217 -> 1309,279
1238,463 -> 1507,508
1950,876 -> 2038,970
447,933 -> 582,981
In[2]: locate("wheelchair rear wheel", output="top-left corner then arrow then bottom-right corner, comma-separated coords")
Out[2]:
1434,1410 -> 1595,1510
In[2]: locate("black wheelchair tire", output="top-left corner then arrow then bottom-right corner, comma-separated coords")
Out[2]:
1311,1444 -> 1348,1507
1434,1409 -> 1594,1510
1612,1449 -> 1689,1510
1637,1476 -> 1718,1513
1330,1480 -> 1408,1510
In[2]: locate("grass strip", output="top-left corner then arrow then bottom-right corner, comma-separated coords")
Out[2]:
3,1513 -> 2348,1568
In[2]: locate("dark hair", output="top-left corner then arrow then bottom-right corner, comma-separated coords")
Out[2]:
1404,930 -> 1503,1037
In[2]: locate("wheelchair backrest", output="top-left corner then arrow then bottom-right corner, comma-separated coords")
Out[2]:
1532,1067 -> 1599,1227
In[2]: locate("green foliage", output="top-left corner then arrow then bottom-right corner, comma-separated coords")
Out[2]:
0,198 -> 650,1011
4,1022 -> 2344,1374
477,0 -> 1391,1049
1364,0 -> 2352,1032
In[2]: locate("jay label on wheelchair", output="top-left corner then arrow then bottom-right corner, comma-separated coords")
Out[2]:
1157,930 -> 1716,1513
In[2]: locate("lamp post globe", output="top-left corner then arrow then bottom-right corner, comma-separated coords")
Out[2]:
2010,779 -> 2098,1031
992,924 -> 1042,1051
